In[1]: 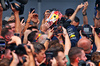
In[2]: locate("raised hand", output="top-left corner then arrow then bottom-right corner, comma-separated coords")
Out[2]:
82,1 -> 88,14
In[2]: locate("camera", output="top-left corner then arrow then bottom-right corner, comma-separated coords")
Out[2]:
95,28 -> 100,35
81,24 -> 92,38
78,60 -> 90,66
9,44 -> 30,66
8,44 -> 30,56
53,19 -> 63,35
45,51 -> 54,66
15,44 -> 31,56
0,0 -> 28,15
10,56 -> 27,66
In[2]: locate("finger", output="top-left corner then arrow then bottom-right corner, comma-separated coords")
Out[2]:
24,45 -> 29,51
29,11 -> 30,14
31,10 -> 35,14
24,45 -> 31,53
8,40 -> 14,44
21,19 -> 24,23
23,55 -> 29,58
12,52 -> 17,58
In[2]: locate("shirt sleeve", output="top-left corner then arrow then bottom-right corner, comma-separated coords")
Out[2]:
66,55 -> 70,66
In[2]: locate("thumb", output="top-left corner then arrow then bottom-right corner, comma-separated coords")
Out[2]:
8,40 -> 14,44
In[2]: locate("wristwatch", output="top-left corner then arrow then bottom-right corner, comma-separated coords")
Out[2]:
14,33 -> 20,37
46,38 -> 50,41
82,13 -> 87,16
95,17 -> 100,20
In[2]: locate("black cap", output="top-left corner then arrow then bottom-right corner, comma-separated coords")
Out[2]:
65,8 -> 74,16
82,24 -> 92,35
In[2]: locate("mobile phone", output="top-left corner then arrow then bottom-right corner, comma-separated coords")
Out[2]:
83,0 -> 87,2
30,8 -> 35,13
0,40 -> 5,47
45,51 -> 54,66
20,17 -> 24,23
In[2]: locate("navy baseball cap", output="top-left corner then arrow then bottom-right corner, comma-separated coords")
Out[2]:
65,8 -> 74,16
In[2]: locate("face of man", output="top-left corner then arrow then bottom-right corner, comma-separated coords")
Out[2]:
4,49 -> 12,60
71,21 -> 79,27
9,23 -> 15,32
79,50 -> 87,62
36,49 -> 46,63
57,51 -> 68,66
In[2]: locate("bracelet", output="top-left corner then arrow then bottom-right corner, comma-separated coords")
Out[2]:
95,17 -> 100,20
14,33 -> 20,37
46,38 -> 50,41
82,13 -> 87,16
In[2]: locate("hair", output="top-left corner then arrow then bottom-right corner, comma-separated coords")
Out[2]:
68,47 -> 83,63
27,31 -> 37,43
46,44 -> 64,60
91,52 -> 100,62
0,58 -> 10,66
48,40 -> 59,48
74,16 -> 80,23
91,52 -> 100,66
2,20 -> 8,27
7,20 -> 15,24
27,26 -> 38,31
33,42 -> 45,54
1,28 -> 9,37
65,8 -> 74,17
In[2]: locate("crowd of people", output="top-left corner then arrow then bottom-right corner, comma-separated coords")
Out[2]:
0,0 -> 100,66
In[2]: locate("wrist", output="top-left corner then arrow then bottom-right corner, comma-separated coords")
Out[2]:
14,12 -> 19,15
27,18 -> 31,22
82,12 -> 87,16
46,38 -> 50,41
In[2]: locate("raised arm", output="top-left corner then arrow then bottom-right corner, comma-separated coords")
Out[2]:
23,10 -> 35,33
93,28 -> 100,51
11,3 -> 21,37
62,27 -> 71,55
0,4 -> 3,35
44,29 -> 53,50
82,1 -> 88,25
69,3 -> 84,22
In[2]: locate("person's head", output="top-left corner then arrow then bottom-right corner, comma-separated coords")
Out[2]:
41,23 -> 49,33
48,40 -> 59,48
27,26 -> 39,32
27,31 -> 38,43
46,45 -> 67,66
71,16 -> 80,27
1,28 -> 14,42
7,20 -> 15,32
68,47 -> 87,66
77,37 -> 91,53
0,58 -> 10,66
65,8 -> 74,18
4,48 -> 12,60
38,34 -> 48,44
91,51 -> 100,66
34,42 -> 46,63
